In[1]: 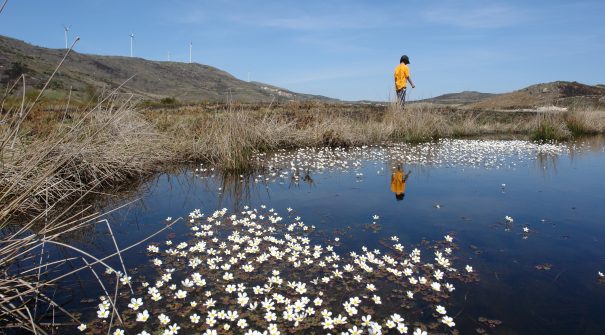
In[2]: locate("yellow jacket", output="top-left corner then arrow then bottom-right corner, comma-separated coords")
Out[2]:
394,63 -> 410,91
391,170 -> 406,194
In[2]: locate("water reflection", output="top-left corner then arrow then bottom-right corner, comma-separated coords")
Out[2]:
77,136 -> 605,335
390,165 -> 412,201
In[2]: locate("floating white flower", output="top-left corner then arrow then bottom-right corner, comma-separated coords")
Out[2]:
136,309 -> 149,322
97,308 -> 109,319
442,316 -> 455,327
128,297 -> 143,310
158,313 -> 170,325
413,328 -> 427,335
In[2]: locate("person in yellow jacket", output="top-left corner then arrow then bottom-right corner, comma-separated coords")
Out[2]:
391,165 -> 412,201
394,55 -> 415,107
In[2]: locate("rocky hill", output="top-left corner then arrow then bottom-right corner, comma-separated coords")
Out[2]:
417,91 -> 497,105
467,81 -> 605,110
0,35 -> 336,103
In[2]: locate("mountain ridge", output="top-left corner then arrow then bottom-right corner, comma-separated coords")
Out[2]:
0,34 -> 337,103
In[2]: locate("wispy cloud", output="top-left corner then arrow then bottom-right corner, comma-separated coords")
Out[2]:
423,2 -> 527,28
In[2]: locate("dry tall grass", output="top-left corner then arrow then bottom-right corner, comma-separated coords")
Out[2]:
530,110 -> 605,140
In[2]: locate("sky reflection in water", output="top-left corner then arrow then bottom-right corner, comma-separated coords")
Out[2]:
93,137 -> 605,335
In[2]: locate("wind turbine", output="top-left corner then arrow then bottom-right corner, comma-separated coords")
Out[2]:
129,33 -> 135,57
189,41 -> 192,64
63,25 -> 70,49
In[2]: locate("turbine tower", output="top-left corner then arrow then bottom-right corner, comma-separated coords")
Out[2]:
63,25 -> 70,49
130,33 -> 135,57
189,41 -> 192,64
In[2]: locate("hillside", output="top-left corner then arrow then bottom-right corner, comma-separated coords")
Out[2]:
0,35 -> 337,103
417,91 -> 497,105
467,81 -> 605,110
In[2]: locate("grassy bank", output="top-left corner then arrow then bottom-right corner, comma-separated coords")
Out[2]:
4,99 -> 605,219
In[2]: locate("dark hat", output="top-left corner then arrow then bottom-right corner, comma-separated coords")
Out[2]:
400,55 -> 410,64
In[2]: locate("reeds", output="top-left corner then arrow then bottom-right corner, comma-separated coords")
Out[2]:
0,43 -> 170,332
530,110 -> 605,140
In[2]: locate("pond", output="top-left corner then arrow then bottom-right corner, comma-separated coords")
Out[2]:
20,137 -> 605,335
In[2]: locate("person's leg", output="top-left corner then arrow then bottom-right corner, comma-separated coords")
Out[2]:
397,88 -> 407,108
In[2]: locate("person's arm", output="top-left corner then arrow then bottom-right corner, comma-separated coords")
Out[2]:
403,170 -> 412,182
407,77 -> 415,89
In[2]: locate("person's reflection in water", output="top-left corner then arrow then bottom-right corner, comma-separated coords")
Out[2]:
391,165 -> 412,201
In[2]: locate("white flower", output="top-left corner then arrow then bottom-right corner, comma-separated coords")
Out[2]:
77,324 -> 87,331
190,313 -> 200,324
97,308 -> 109,318
348,325 -> 362,335
237,318 -> 248,328
431,282 -> 441,291
465,265 -> 473,273
120,276 -> 131,285
136,309 -> 149,322
436,305 -> 447,315
138,332 -> 150,335
168,323 -> 181,334
175,290 -> 187,299
128,297 -> 143,310
442,316 -> 456,327
373,215 -> 380,220
396,323 -> 408,334
523,227 -> 529,233
505,216 -> 514,223
413,329 -> 427,335
158,313 -> 170,325
113,329 -> 124,335
444,235 -> 453,242
599,271 -> 604,277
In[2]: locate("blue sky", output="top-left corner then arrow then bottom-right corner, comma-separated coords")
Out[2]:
1,0 -> 604,101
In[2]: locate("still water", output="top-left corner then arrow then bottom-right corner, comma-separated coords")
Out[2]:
64,137 -> 605,334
